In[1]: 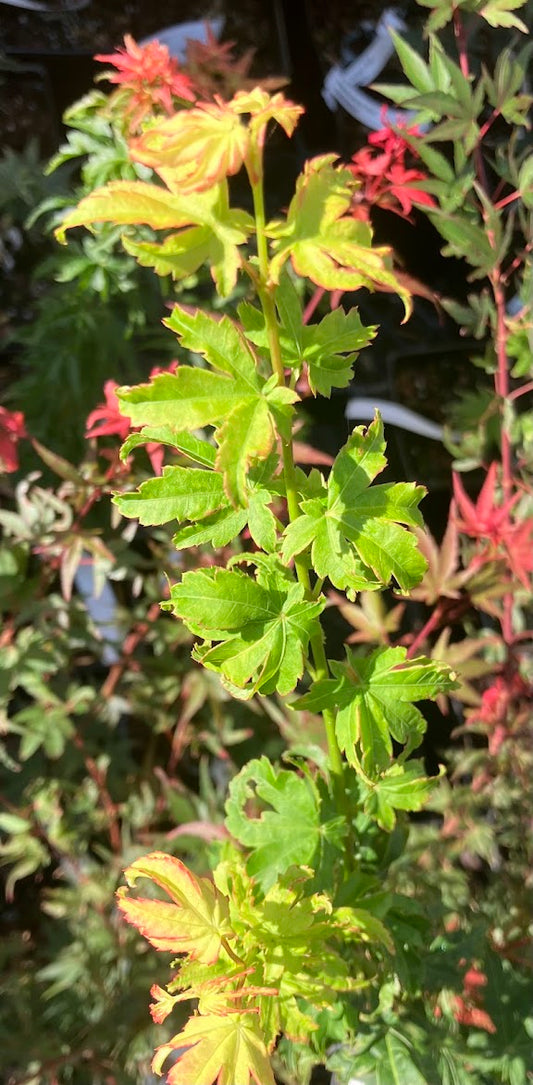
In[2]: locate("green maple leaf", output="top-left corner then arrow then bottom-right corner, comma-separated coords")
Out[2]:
117,306 -> 297,506
153,1012 -> 275,1085
267,156 -> 411,318
224,757 -> 321,892
166,566 -> 324,697
360,760 -> 445,831
296,646 -> 456,778
272,272 -> 377,396
55,179 -> 253,296
119,426 -> 218,469
282,415 -> 427,594
113,465 -> 226,526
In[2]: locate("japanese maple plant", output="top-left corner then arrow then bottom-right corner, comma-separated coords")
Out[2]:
55,62 -> 462,1085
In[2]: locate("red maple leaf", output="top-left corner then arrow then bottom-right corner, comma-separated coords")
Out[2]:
95,34 -> 196,130
348,124 -> 436,220
85,379 -> 130,442
85,365 -> 177,475
0,406 -> 27,473
453,463 -> 533,589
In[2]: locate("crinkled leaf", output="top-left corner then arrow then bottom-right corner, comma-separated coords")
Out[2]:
122,182 -> 253,296
215,397 -> 274,506
268,156 -> 411,319
117,851 -> 233,964
167,567 -> 324,697
225,756 -> 321,892
164,306 -> 261,390
119,309 -> 294,505
56,180 -> 252,295
129,101 -> 250,192
274,276 -> 377,396
282,415 -> 427,593
55,179 -> 201,240
152,1012 -> 275,1085
296,646 -> 456,778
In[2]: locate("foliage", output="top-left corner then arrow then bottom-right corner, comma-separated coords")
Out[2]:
1,9 -> 532,1085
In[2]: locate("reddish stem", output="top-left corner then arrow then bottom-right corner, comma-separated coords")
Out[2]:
406,602 -> 444,659
72,733 -> 122,854
100,600 -> 162,699
509,379 -> 533,402
303,286 -> 325,324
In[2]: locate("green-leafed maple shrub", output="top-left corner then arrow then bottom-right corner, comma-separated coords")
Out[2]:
1,4 -> 532,1083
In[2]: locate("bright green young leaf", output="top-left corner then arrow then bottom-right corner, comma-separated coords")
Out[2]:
361,761 -> 444,831
296,646 -> 456,778
117,851 -> 234,964
267,156 -> 412,319
119,426 -> 217,468
282,415 -> 427,593
225,756 -> 321,893
117,369 -> 252,430
164,305 -> 261,390
113,466 -> 226,526
173,505 -> 248,550
152,1012 -> 275,1085
166,567 -> 324,697
480,0 -> 528,32
119,307 -> 296,505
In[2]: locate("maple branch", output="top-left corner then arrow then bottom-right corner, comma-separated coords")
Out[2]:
246,145 -> 349,828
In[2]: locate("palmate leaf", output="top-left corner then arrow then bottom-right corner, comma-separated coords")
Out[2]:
267,156 -> 411,319
122,184 -> 253,296
129,99 -> 250,192
224,757 -> 321,892
116,851 -> 234,964
166,566 -> 324,698
270,272 -> 377,396
360,760 -> 444,831
55,179 -> 253,295
296,646 -> 456,778
152,1011 -> 275,1085
117,306 -> 297,506
282,415 -> 427,595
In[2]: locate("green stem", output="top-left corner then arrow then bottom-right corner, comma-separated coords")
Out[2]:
248,160 -> 347,795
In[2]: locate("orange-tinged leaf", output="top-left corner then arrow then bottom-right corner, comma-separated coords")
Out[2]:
117,851 -> 234,964
267,156 -> 412,319
130,101 -> 249,193
152,1012 -> 275,1085
231,87 -> 304,143
55,181 -> 201,241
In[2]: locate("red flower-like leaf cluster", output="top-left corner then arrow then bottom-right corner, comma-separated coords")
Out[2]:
453,463 -> 533,590
85,364 -> 178,475
467,670 -> 531,755
348,124 -> 436,220
452,966 -> 497,1034
0,406 -> 27,473
95,34 -> 196,130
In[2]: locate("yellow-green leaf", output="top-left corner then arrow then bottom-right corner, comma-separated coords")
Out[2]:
117,851 -> 233,964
